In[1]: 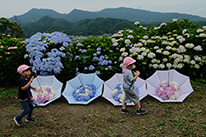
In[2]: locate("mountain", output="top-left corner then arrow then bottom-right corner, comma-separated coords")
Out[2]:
22,16 -> 136,38
9,7 -> 206,24
9,8 -> 66,24
22,16 -> 73,37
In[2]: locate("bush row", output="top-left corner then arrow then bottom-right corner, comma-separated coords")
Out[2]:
0,19 -> 205,87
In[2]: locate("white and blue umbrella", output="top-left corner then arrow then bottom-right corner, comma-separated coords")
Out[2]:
146,69 -> 194,102
62,73 -> 104,105
102,73 -> 148,106
31,75 -> 63,106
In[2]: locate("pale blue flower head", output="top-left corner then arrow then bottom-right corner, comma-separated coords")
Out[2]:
89,65 -> 95,71
82,49 -> 87,53
96,47 -> 101,51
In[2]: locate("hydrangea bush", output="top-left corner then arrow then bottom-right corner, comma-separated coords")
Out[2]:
64,19 -> 205,81
0,34 -> 28,86
110,19 -> 206,79
25,32 -> 72,76
65,36 -> 119,81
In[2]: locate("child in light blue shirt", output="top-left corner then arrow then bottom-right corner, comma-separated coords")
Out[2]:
122,57 -> 147,115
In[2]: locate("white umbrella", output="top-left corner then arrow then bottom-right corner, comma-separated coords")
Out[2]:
146,69 -> 194,102
31,75 -> 63,106
103,73 -> 148,106
62,73 -> 104,105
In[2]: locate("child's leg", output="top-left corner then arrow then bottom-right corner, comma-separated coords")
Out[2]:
27,101 -> 34,119
122,102 -> 127,109
136,103 -> 141,111
16,101 -> 30,120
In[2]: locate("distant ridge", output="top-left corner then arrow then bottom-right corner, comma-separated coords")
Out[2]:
22,16 -> 136,38
9,7 -> 206,24
9,8 -> 66,24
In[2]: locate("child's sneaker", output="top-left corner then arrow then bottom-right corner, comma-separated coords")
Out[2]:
136,107 -> 147,115
25,118 -> 36,122
14,117 -> 23,126
121,108 -> 132,114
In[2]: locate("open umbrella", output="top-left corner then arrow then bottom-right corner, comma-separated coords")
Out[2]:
146,69 -> 193,102
103,73 -> 148,106
62,73 -> 104,105
31,75 -> 63,106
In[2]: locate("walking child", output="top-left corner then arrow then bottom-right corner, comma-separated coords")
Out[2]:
121,57 -> 147,115
14,64 -> 37,126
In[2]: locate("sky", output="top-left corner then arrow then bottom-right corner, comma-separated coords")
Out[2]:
0,0 -> 206,18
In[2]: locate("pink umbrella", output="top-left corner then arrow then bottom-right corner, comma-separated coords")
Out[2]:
103,73 -> 148,106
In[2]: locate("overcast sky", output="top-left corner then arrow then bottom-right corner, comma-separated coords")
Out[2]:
0,0 -> 206,18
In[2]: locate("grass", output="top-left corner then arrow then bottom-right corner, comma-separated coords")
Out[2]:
0,81 -> 205,137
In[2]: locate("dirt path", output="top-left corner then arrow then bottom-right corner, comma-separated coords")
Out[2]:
0,85 -> 206,136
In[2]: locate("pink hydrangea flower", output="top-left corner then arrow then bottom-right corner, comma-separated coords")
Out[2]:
156,81 -> 181,100
45,88 -> 51,94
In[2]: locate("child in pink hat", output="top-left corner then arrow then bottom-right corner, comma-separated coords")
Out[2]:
121,57 -> 147,115
14,64 -> 37,126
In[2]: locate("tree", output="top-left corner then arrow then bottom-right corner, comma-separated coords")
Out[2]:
0,17 -> 24,38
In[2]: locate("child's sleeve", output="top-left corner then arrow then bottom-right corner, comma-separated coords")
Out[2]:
127,72 -> 134,82
125,70 -> 134,83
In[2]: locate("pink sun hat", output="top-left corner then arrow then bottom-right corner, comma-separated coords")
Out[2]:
17,64 -> 31,74
123,57 -> 136,72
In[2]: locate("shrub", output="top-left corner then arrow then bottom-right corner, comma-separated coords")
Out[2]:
0,34 -> 28,86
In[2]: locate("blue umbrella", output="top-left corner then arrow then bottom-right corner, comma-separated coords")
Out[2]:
62,73 -> 104,105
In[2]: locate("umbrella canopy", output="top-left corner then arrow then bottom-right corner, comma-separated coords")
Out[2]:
146,69 -> 193,102
31,75 -> 63,106
103,73 -> 148,106
62,73 -> 104,105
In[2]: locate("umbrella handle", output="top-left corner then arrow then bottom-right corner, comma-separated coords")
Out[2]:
35,70 -> 43,93
168,67 -> 171,87
78,74 -> 85,90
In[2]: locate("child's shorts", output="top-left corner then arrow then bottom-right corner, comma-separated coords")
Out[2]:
123,88 -> 140,104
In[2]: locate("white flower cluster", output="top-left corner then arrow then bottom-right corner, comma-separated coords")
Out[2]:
147,52 -> 156,59
185,43 -> 195,49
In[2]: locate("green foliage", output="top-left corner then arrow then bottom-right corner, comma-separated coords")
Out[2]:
22,17 -> 136,38
0,17 -> 24,38
0,34 -> 28,87
0,87 -> 17,99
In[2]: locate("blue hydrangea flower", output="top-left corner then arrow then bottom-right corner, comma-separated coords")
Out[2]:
75,55 -> 80,60
108,66 -> 113,70
96,47 -> 101,51
76,43 -> 83,47
89,65 -> 95,71
81,49 -> 87,53
102,60 -> 109,66
93,57 -> 99,61
99,55 -> 105,62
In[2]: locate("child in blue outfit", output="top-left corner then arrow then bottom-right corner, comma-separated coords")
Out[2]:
121,57 -> 147,115
14,64 -> 37,126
